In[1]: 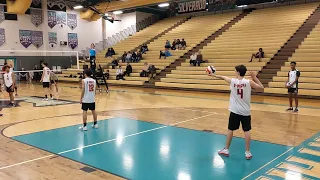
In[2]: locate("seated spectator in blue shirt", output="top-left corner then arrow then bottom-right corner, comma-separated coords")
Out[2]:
140,44 -> 149,54
159,49 -> 172,59
165,40 -> 171,49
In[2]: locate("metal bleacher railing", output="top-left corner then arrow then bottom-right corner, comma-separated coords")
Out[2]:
81,15 -> 160,57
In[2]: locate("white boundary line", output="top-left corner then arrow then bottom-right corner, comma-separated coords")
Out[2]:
0,113 -> 214,170
241,147 -> 294,180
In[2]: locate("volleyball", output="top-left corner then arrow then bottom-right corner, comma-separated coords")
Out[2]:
205,66 -> 216,74
286,82 -> 291,88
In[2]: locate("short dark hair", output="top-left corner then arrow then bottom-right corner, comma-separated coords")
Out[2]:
235,65 -> 247,77
4,62 -> 7,65
84,69 -> 92,76
290,61 -> 297,65
42,62 -> 48,66
4,65 -> 10,70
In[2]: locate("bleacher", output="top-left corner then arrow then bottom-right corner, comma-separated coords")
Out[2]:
265,23 -> 320,97
106,12 -> 240,85
156,3 -> 319,91
58,16 -> 187,83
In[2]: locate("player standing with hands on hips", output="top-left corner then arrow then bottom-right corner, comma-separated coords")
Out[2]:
208,65 -> 264,160
79,69 -> 98,131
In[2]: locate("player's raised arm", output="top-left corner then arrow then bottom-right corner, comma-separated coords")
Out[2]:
248,71 -> 264,90
209,73 -> 231,84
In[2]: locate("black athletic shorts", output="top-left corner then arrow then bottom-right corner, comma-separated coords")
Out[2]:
43,82 -> 50,88
288,88 -> 298,94
228,112 -> 251,132
6,86 -> 14,93
82,103 -> 95,111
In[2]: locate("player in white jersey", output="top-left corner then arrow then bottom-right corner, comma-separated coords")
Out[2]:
40,62 -> 53,100
3,65 -> 16,106
285,62 -> 300,112
209,65 -> 264,160
79,69 -> 98,131
8,64 -> 18,96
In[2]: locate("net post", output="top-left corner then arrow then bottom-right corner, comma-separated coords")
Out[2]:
76,51 -> 80,70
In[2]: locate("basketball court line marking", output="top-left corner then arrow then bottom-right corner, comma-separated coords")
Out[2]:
241,147 -> 294,180
17,84 -> 320,110
14,88 -> 228,116
0,113 -> 214,170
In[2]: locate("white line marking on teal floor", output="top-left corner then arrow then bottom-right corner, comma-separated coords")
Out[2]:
0,113 -> 214,170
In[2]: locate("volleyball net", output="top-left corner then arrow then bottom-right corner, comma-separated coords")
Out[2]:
0,50 -> 83,71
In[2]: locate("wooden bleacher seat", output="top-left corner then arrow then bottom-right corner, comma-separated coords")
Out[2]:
157,3 -> 319,93
266,23 -> 320,97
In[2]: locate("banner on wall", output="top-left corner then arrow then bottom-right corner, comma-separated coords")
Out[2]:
56,11 -> 66,28
32,0 -> 41,6
48,32 -> 57,48
47,0 -> 66,11
31,31 -> 43,48
67,13 -> 77,30
48,11 -> 57,28
0,28 -> 5,47
68,33 -> 78,49
177,0 -> 207,14
0,5 -> 4,24
31,9 -> 43,27
32,0 -> 42,9
19,30 -> 32,48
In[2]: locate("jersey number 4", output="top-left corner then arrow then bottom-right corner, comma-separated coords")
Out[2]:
89,84 -> 94,92
237,89 -> 243,99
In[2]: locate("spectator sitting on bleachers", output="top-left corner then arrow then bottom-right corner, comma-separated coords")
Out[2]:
175,39 -> 181,50
180,39 -> 186,50
110,48 -> 115,56
189,52 -> 197,66
196,51 -> 206,66
105,48 -> 113,57
111,58 -> 118,69
140,62 -> 149,77
131,51 -> 137,62
171,39 -> 177,50
141,44 -> 149,54
148,64 -> 159,79
122,51 -> 127,61
116,66 -> 125,80
165,40 -> 171,49
125,51 -> 132,63
124,63 -> 132,76
250,48 -> 264,62
159,49 -> 172,59
136,51 -> 142,62
18,68 -> 28,81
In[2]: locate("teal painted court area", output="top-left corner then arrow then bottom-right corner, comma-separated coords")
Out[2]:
12,118 -> 290,180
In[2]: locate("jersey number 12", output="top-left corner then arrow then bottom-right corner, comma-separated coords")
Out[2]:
237,89 -> 243,99
89,84 -> 94,92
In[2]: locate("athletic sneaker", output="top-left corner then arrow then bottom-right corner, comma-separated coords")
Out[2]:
92,124 -> 99,129
43,98 -> 48,101
245,151 -> 252,160
79,126 -> 88,131
293,108 -> 298,113
51,97 -> 54,100
286,107 -> 293,111
218,148 -> 229,157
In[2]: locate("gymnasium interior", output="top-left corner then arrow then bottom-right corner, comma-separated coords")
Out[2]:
0,0 -> 319,179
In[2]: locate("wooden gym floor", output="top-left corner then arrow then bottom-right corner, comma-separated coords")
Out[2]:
0,83 -> 319,180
